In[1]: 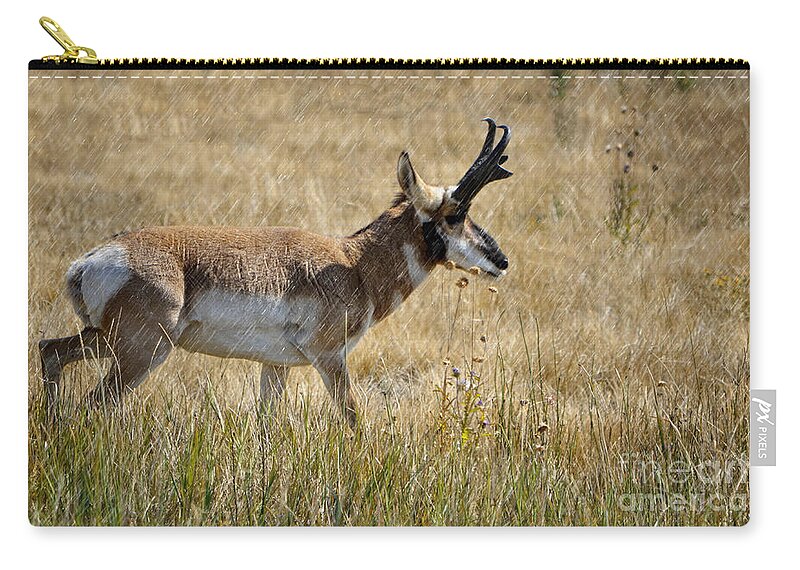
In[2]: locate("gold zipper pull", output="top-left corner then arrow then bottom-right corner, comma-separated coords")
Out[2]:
39,16 -> 98,64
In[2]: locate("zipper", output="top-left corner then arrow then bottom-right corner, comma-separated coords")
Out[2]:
31,16 -> 749,70
38,17 -> 99,65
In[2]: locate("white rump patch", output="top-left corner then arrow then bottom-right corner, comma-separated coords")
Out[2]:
402,243 -> 430,288
69,244 -> 131,327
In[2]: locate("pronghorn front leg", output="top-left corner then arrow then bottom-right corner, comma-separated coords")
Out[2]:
311,354 -> 358,430
259,363 -> 290,418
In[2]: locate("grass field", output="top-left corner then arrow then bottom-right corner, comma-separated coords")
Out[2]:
28,69 -> 749,525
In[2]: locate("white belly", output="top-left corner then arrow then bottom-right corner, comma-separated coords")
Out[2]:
177,289 -> 319,366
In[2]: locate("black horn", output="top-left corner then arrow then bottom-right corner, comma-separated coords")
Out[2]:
451,118 -> 513,212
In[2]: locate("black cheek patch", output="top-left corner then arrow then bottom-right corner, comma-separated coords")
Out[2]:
422,221 -> 447,263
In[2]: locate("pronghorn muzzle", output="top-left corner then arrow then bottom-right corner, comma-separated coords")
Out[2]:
473,222 -> 509,274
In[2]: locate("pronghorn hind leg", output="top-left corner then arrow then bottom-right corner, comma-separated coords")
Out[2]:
88,338 -> 172,408
39,327 -> 111,412
89,280 -> 181,408
259,363 -> 291,419
312,355 -> 358,430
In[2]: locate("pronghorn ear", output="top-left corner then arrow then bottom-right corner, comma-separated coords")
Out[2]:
397,151 -> 441,214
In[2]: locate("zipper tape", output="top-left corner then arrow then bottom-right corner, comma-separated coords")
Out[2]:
29,58 -> 750,70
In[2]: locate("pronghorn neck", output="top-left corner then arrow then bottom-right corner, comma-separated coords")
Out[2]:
344,201 -> 440,322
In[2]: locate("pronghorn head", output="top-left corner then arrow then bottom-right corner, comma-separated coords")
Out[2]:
397,118 -> 513,278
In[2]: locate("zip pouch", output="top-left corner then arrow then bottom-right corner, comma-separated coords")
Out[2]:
29,17 -> 750,526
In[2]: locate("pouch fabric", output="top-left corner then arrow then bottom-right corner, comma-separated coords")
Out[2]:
28,62 -> 750,526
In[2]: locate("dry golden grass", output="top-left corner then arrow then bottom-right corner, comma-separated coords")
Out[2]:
28,70 -> 749,525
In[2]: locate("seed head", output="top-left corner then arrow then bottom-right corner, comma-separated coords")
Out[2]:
469,266 -> 482,275
472,356 -> 485,363
535,444 -> 547,453
479,334 -> 487,343
456,277 -> 469,289
537,423 -> 549,433
487,286 -> 498,294
442,358 -> 451,366
520,399 -> 529,406
657,380 -> 668,387
444,260 -> 456,270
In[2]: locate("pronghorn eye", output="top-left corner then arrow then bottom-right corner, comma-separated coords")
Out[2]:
444,215 -> 463,226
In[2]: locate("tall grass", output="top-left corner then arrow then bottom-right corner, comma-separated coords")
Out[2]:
28,69 -> 749,525
29,271 -> 749,525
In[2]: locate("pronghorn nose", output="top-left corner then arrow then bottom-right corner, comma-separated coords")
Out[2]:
497,256 -> 509,270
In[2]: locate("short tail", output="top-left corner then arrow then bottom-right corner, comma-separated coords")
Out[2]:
65,257 -> 91,327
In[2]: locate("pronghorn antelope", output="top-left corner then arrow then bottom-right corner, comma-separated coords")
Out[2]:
39,118 -> 513,427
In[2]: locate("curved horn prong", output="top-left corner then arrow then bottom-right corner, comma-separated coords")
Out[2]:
479,117 -> 498,157
452,119 -> 513,210
455,118 -> 498,190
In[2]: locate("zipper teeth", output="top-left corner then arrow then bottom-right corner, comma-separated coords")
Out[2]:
28,57 -> 750,70
87,57 -> 746,68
